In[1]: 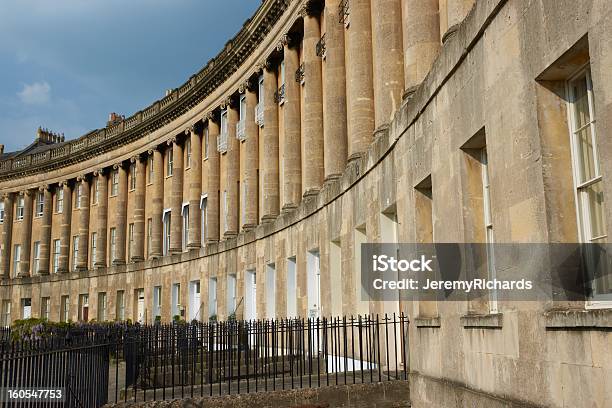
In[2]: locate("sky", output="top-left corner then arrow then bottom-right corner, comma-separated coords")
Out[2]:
0,0 -> 261,153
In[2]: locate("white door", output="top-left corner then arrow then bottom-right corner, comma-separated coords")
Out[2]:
307,250 -> 321,319
137,289 -> 145,323
245,270 -> 257,321
22,299 -> 31,319
189,281 -> 201,321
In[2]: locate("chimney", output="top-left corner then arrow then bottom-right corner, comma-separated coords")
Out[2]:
0,145 -> 4,155
36,127 -> 64,144
107,112 -> 124,127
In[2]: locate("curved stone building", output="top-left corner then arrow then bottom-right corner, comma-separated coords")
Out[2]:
1,0 -> 611,406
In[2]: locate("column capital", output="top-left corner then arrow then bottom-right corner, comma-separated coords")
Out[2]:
76,174 -> 90,183
256,58 -> 273,73
167,136 -> 177,146
130,154 -> 141,163
38,184 -> 51,193
184,124 -> 196,135
112,161 -> 127,170
204,111 -> 216,122
93,168 -> 106,177
300,0 -> 323,17
220,95 -> 233,110
58,179 -> 70,188
239,78 -> 255,94
276,34 -> 289,51
19,189 -> 33,197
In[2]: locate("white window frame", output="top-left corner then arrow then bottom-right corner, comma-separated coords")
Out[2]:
53,239 -> 60,273
148,156 -> 154,184
16,196 -> 24,220
208,277 -> 218,318
98,292 -> 107,321
128,223 -> 134,261
60,295 -> 70,322
163,209 -> 171,256
182,203 -> 189,252
200,195 -> 208,246
111,170 -> 119,196
13,244 -> 21,276
33,241 -> 41,274
72,235 -> 79,271
110,227 -> 116,263
1,300 -> 11,327
36,192 -> 44,216
75,184 -> 82,209
91,232 -> 97,268
167,149 -> 174,177
129,163 -> 137,191
204,127 -> 209,159
185,138 -> 191,168
0,202 -> 5,223
481,148 -> 498,313
147,218 -> 153,257
93,178 -> 99,204
56,188 -> 64,213
566,65 -> 610,307
41,297 -> 50,320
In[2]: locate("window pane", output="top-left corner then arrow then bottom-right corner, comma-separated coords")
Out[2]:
572,75 -> 591,129
583,181 -> 606,239
575,125 -> 597,184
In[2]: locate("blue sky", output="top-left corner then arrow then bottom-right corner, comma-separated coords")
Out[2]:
0,0 -> 260,153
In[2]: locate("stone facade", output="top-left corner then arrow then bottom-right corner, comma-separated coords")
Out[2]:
0,0 -> 611,407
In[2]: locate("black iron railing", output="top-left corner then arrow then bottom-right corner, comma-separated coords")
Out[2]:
0,314 -> 408,406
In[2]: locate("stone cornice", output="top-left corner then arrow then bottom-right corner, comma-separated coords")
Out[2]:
0,0 -> 292,182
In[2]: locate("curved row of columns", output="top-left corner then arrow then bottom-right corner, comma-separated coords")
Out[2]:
0,0 -> 474,279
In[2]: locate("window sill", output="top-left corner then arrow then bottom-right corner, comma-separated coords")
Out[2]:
415,317 -> 441,328
544,309 -> 612,329
460,313 -> 503,329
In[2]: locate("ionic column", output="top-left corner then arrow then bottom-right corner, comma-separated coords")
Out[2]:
0,193 -> 14,278
225,100 -> 239,238
261,61 -> 280,222
241,83 -> 259,230
58,180 -> 72,273
169,138 -> 184,254
94,169 -> 108,267
346,0 -> 375,159
445,0 -> 473,41
402,0 -> 441,92
150,148 -> 164,258
280,35 -> 302,209
131,155 -> 146,261
187,126 -> 202,249
37,186 -> 52,275
76,175 -> 90,271
206,114 -> 221,243
324,0 -> 348,181
302,3 -> 324,196
18,190 -> 33,278
372,0 -> 404,128
113,162 -> 128,264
